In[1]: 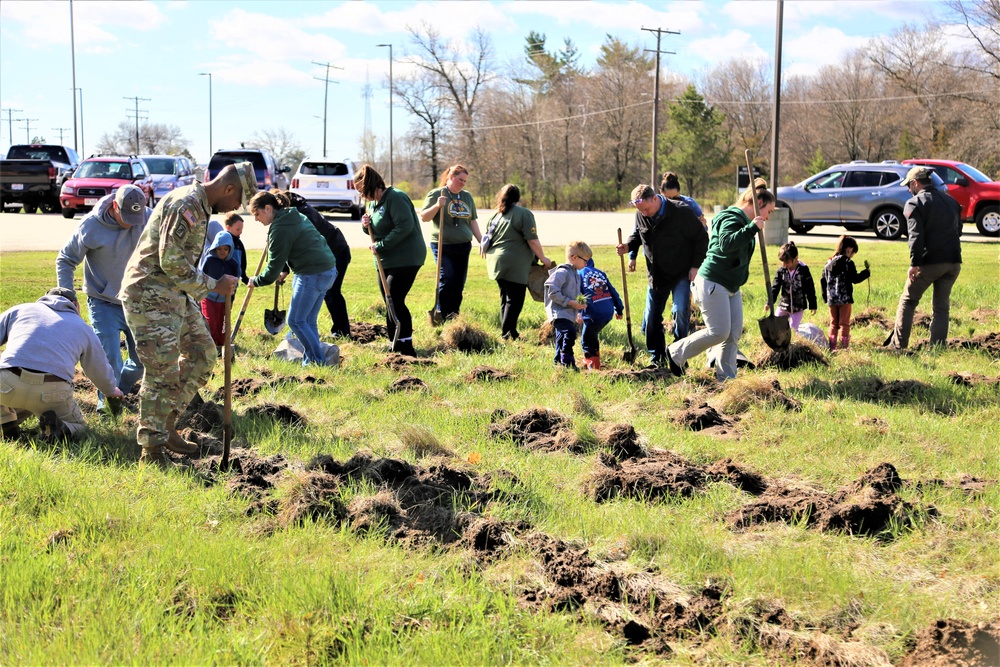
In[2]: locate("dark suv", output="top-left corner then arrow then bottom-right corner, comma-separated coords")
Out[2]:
206,148 -> 290,191
776,161 -> 948,240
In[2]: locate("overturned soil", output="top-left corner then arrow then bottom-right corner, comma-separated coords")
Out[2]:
213,377 -> 273,401
488,407 -> 574,452
712,378 -> 801,415
755,342 -> 829,371
674,402 -> 738,436
441,320 -> 494,353
947,371 -> 1000,388
377,353 -> 436,370
349,321 -> 388,344
853,307 -> 891,328
602,367 -> 679,383
388,375 -> 428,393
588,450 -> 767,502
466,366 -> 514,382
900,618 -> 1000,667
727,462 -> 933,538
931,332 -> 1000,358
833,376 -> 932,403
243,403 -> 306,426
176,397 -> 224,433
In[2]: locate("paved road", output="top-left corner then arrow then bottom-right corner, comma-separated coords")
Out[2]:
0,208 -> 996,251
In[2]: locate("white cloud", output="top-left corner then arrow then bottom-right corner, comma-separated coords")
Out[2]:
502,0 -> 703,33
688,29 -> 768,67
719,0 -> 909,29
783,26 -> 869,78
210,8 -> 349,63
0,0 -> 164,49
310,1 -> 518,41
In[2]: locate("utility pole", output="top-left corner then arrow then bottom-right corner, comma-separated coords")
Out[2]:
312,61 -> 343,158
70,0 -> 78,152
376,44 -> 394,183
2,107 -> 22,145
770,0 -> 784,192
199,73 -> 213,158
641,26 -> 678,186
76,88 -> 85,155
52,127 -> 71,144
123,96 -> 150,153
16,118 -> 39,143
362,68 -> 374,164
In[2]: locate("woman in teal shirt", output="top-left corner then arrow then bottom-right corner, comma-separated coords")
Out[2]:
354,165 -> 426,357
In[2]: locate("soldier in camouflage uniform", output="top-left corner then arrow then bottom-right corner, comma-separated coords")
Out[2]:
120,163 -> 256,467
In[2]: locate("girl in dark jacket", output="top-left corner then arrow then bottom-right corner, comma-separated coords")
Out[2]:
821,235 -> 871,350
768,241 -> 817,332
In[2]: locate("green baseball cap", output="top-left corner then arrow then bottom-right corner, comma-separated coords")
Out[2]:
234,161 -> 258,209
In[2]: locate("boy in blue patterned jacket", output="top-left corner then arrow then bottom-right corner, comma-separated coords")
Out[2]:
576,242 -> 624,370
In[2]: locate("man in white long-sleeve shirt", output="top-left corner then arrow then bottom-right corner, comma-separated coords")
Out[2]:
0,288 -> 123,442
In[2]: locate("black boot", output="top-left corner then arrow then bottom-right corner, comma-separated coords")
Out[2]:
39,411 -> 71,443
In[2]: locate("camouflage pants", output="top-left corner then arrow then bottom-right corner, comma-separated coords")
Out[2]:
124,291 -> 215,448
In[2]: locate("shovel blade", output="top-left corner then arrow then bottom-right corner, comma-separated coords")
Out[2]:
759,314 -> 792,350
264,309 -> 286,335
428,308 -> 445,326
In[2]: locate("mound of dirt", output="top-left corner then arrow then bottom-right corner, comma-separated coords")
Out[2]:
350,321 -> 388,344
243,403 -> 306,426
900,619 -> 1000,667
194,448 -> 291,501
588,450 -> 766,502
377,353 -> 436,370
713,378 -> 801,415
176,397 -> 224,433
675,403 -> 736,432
461,517 -> 531,559
912,475 -> 992,495
853,307 -> 891,328
275,471 -> 346,527
935,332 -> 1000,358
592,422 -> 645,459
388,375 -> 427,393
727,462 -> 932,538
466,366 -> 514,382
488,407 -> 582,452
521,533 -> 725,648
213,377 -> 273,401
755,342 -> 829,370
536,321 -> 556,344
969,307 -> 1000,324
833,376 -> 931,403
946,371 -> 1000,388
602,367 -> 678,383
441,319 -> 495,353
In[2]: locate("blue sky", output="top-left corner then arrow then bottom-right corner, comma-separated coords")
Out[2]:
0,0 -> 936,165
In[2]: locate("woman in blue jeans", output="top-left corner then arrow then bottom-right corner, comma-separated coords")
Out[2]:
665,183 -> 775,381
248,191 -> 337,366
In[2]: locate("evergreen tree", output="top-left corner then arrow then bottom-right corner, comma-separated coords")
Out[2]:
659,85 -> 727,198
806,146 -> 828,175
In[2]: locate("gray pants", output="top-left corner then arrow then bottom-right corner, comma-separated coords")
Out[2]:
669,276 -> 744,381
891,262 -> 961,349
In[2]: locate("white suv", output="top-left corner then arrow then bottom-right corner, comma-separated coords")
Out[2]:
290,158 -> 360,219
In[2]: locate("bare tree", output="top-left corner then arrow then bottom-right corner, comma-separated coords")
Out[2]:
247,127 -> 305,172
96,121 -> 189,156
944,0 -> 1000,79
394,69 -> 450,184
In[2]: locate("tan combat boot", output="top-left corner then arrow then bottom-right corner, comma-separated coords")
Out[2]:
139,445 -> 175,468
164,411 -> 199,456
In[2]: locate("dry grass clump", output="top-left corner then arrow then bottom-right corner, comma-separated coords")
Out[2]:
441,317 -> 495,353
712,376 -> 801,415
397,425 -> 454,458
755,341 -> 829,370
273,469 -> 346,528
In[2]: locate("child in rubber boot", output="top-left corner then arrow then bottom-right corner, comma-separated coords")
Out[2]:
544,242 -> 588,369
576,242 -> 624,370
768,241 -> 817,332
200,231 -> 240,357
821,235 -> 870,350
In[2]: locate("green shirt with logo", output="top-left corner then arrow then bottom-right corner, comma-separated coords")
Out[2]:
484,205 -> 539,285
422,187 -> 478,245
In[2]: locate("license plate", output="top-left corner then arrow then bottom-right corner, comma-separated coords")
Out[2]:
11,183 -> 23,190
84,198 -> 98,205
317,181 -> 329,188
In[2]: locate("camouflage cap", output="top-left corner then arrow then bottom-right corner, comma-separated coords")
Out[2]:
234,161 -> 258,209
901,166 -> 933,187
45,287 -> 78,303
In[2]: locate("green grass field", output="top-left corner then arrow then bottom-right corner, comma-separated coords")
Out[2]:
1,239 -> 998,665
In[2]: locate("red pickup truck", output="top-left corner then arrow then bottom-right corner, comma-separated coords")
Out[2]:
902,159 -> 1000,237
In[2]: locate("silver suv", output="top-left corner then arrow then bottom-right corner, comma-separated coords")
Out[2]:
776,161 -> 948,240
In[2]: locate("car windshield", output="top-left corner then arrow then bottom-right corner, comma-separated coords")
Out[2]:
74,161 -> 131,179
957,163 -> 992,183
143,157 -> 177,175
6,146 -> 68,162
299,162 -> 349,176
208,152 -> 267,172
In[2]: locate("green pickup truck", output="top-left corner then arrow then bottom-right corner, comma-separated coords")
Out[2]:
0,144 -> 81,214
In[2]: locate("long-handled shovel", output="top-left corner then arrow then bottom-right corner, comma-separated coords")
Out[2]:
427,206 -> 446,326
745,149 -> 791,350
230,238 -> 270,344
264,281 -> 286,335
617,228 -> 638,363
365,205 -> 401,351
221,296 -> 233,472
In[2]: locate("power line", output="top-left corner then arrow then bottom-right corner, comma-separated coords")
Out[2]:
123,96 -> 150,153
1,107 -> 22,145
312,61 -> 343,159
642,26 -> 679,186
51,127 -> 71,144
15,118 -> 39,143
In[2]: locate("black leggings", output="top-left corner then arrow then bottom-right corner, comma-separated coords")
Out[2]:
496,278 -> 527,340
325,249 -> 352,336
378,265 -> 420,341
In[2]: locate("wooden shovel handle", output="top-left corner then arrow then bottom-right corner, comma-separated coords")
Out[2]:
744,150 -> 776,311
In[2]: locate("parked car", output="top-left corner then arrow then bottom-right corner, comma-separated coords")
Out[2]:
776,161 -> 948,240
0,144 -> 81,213
59,155 -> 155,219
290,158 -> 360,219
205,148 -> 290,191
140,154 -> 197,204
902,159 -> 1000,237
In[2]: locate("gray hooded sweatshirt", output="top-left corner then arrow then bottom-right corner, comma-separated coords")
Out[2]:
56,193 -> 151,305
544,262 -> 583,322
0,294 -> 117,392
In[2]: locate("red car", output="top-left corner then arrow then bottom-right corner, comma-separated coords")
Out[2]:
902,159 -> 1000,237
59,155 -> 156,219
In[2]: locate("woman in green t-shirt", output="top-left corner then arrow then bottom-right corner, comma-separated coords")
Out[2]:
482,184 -> 552,341
354,165 -> 426,357
419,164 -> 482,320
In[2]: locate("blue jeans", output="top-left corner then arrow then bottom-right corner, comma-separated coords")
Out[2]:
552,318 -> 577,367
287,268 -> 337,366
669,277 -> 744,381
581,314 -> 612,358
644,278 -> 692,363
88,297 -> 144,407
430,241 -> 472,318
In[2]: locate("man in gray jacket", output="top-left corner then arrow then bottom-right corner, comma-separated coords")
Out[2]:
0,288 -> 123,442
886,166 -> 963,349
56,185 -> 150,412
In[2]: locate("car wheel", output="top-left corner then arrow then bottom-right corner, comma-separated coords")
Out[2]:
872,208 -> 904,240
61,207 -> 76,219
350,205 -> 362,221
41,200 -> 59,214
23,203 -> 38,214
975,204 -> 1000,237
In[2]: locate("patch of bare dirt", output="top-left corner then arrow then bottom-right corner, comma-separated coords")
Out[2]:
591,422 -> 645,459
832,376 -> 932,403
350,321 -> 388,344
674,402 -> 738,435
712,377 -> 802,415
602,367 -> 678,383
176,396 -> 224,433
587,450 -> 766,502
853,307 -> 890,328
377,353 -> 437,370
488,407 -> 576,452
911,475 -> 992,495
727,462 -> 933,539
466,366 -> 514,382
536,321 -> 556,344
388,375 -> 428,393
243,403 -> 306,426
968,307 -> 1000,324
900,619 -> 1000,667
441,319 -> 494,353
213,377 -> 273,401
933,332 -> 1000,358
946,371 -> 1000,388
755,342 -> 829,370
